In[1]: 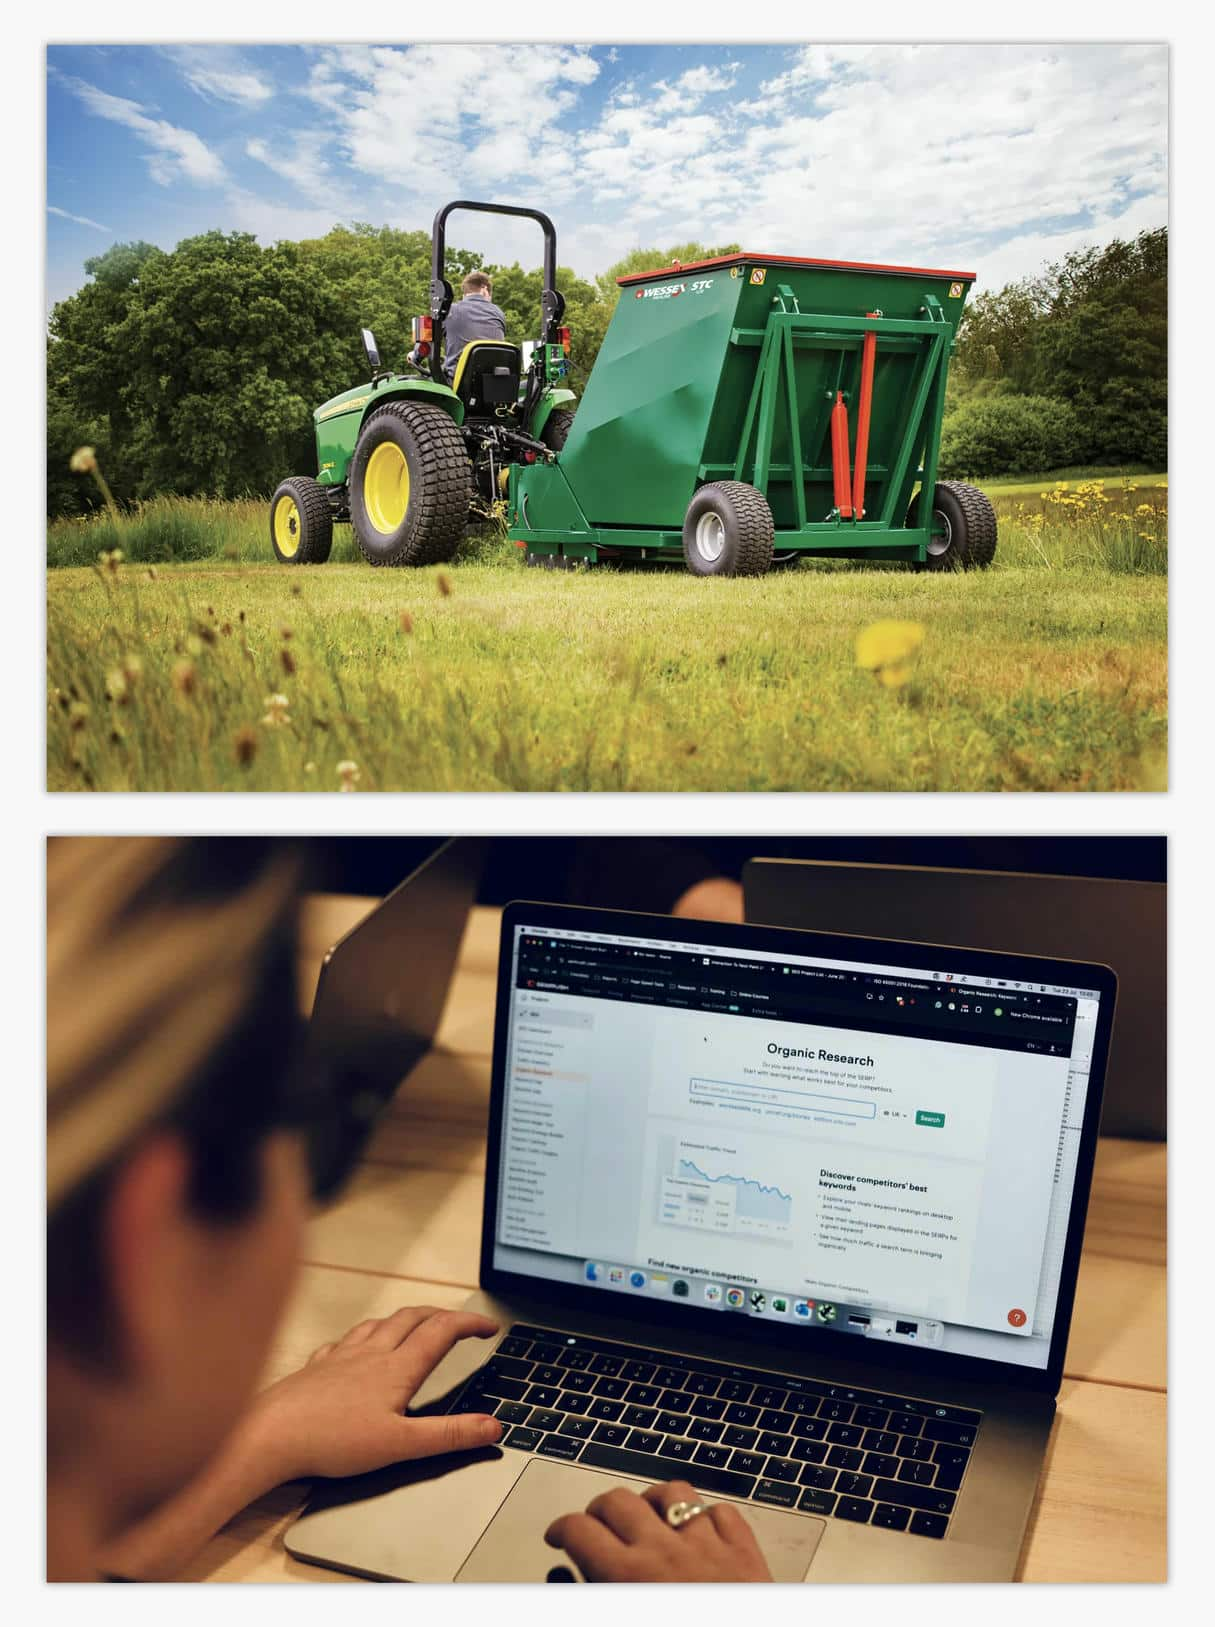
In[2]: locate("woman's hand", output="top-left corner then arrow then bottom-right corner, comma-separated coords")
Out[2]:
241,1305 -> 503,1485
545,1480 -> 772,1582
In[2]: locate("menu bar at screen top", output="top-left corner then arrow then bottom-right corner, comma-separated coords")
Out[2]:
493,925 -> 1102,1372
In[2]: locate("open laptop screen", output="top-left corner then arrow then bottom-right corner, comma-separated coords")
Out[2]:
488,908 -> 1113,1379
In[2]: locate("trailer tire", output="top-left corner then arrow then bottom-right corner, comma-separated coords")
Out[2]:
682,482 -> 774,577
350,401 -> 471,567
540,409 -> 576,452
269,476 -> 333,564
908,480 -> 997,571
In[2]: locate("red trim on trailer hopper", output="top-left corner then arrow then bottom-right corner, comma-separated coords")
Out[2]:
617,252 -> 977,286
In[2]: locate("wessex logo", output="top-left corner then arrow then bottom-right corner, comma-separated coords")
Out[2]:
635,278 -> 715,302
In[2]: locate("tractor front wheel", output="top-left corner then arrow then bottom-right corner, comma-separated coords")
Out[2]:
269,476 -> 333,564
682,482 -> 774,577
908,480 -> 997,570
350,402 -> 471,567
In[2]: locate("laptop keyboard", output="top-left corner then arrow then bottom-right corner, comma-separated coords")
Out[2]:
450,1323 -> 980,1539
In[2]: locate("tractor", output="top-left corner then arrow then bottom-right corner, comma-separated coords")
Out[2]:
269,200 -> 576,567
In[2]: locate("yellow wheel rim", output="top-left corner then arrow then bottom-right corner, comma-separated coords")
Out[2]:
364,441 -> 411,534
273,494 -> 301,558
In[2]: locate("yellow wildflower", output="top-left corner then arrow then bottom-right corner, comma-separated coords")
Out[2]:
855,621 -> 925,688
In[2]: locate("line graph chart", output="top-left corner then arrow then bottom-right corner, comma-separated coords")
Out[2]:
658,1136 -> 794,1241
676,1157 -> 793,1225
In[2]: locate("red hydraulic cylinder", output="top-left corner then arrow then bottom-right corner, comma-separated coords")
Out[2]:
831,391 -> 853,519
852,317 -> 878,518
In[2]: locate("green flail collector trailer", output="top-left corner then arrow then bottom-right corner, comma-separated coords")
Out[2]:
508,251 -> 997,576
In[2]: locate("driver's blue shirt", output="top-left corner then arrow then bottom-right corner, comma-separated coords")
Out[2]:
443,296 -> 507,381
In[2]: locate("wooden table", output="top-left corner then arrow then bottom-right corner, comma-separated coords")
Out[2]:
183,901 -> 1167,1583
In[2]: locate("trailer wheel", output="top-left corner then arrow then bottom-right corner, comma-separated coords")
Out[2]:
540,409 -> 576,452
350,401 -> 471,567
682,482 -> 774,577
269,476 -> 333,564
908,480 -> 998,571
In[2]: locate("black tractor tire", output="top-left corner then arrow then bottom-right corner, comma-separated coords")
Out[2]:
908,480 -> 998,571
349,401 -> 471,567
269,476 -> 333,564
540,408 -> 576,452
682,481 -> 774,578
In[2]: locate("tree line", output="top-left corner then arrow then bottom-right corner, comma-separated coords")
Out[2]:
942,227 -> 1166,476
47,222 -> 1165,516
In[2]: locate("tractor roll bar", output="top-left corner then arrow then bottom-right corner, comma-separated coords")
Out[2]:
429,200 -> 566,384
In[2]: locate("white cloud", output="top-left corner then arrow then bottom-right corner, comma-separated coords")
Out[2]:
246,133 -> 330,193
48,204 -> 111,233
181,66 -> 272,106
650,62 -> 738,115
305,43 -> 599,194
223,187 -> 340,244
61,77 -> 226,187
554,43 -> 1167,290
165,46 -> 273,108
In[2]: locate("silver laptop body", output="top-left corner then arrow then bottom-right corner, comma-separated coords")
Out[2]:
287,902 -> 1116,1582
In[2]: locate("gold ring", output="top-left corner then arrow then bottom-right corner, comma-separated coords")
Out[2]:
665,1499 -> 709,1529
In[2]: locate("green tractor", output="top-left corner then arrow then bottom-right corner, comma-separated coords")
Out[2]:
269,200 -> 577,567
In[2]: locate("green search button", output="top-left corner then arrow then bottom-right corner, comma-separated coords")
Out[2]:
916,1111 -> 946,1128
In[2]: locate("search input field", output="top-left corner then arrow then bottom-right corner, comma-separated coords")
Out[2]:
690,1076 -> 877,1119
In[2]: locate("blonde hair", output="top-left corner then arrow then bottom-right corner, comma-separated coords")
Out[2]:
47,838 -> 300,1214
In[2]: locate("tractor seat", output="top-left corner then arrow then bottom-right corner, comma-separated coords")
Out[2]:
450,339 -> 522,415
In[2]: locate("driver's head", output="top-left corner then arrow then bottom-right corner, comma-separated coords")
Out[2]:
47,838 -> 310,1546
461,271 -> 493,300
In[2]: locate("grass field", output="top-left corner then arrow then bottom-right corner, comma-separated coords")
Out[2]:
47,474 -> 1167,792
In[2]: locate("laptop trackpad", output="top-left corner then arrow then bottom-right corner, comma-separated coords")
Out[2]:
454,1459 -> 825,1582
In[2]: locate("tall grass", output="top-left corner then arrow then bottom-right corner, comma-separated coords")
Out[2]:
47,553 -> 1167,793
45,469 -> 1167,793
988,478 -> 1168,576
48,475 -> 1168,576
47,496 -> 360,569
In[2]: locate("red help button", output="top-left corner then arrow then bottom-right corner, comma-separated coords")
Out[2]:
1007,1308 -> 1027,1328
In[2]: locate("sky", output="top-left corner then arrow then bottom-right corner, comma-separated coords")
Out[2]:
45,42 -> 1168,309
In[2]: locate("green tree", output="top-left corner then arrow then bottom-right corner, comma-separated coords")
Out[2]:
1027,233 -> 1167,465
939,394 -> 1082,478
952,228 -> 1166,467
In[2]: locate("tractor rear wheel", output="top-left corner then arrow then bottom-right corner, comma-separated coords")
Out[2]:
682,482 -> 774,577
350,401 -> 471,567
269,476 -> 332,564
540,408 -> 576,452
908,480 -> 997,570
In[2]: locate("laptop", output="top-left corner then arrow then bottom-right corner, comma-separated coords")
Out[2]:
301,837 -> 485,1200
743,857 -> 1162,1140
286,901 -> 1116,1582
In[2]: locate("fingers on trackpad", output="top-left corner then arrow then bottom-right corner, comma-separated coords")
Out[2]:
454,1459 -> 825,1582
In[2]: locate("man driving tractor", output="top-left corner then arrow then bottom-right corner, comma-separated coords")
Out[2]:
416,270 -> 507,381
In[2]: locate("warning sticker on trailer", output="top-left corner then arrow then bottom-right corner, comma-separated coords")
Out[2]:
750,268 -> 766,285
948,282 -> 964,298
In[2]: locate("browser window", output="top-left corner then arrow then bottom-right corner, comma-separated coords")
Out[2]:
493,923 -> 1103,1372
